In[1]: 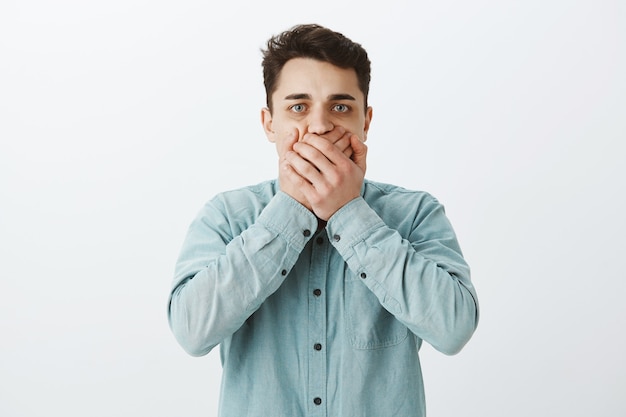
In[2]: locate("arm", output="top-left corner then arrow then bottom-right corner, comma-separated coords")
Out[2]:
167,191 -> 317,356
326,195 -> 479,355
169,127 -> 354,356
284,129 -> 477,353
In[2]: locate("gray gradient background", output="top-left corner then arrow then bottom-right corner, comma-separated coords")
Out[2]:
1,0 -> 624,416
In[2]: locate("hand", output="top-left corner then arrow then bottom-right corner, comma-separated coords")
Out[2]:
277,127 -> 359,212
320,127 -> 355,160
277,129 -> 311,210
282,131 -> 367,220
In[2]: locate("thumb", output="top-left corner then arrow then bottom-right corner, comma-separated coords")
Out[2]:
350,134 -> 367,172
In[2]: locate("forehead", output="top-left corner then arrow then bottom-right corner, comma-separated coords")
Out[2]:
274,58 -> 362,99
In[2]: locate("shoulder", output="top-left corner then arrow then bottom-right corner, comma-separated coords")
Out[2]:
363,179 -> 440,207
362,179 -> 449,233
209,179 -> 278,209
193,180 -> 278,234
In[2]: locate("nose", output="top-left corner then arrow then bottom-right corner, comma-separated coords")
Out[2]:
306,106 -> 334,135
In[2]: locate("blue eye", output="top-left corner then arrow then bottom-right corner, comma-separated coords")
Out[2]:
333,104 -> 349,113
290,104 -> 306,113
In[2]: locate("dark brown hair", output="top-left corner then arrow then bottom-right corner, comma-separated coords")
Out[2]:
262,24 -> 371,112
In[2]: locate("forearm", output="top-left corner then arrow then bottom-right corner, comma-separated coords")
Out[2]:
168,191 -> 317,356
328,197 -> 479,355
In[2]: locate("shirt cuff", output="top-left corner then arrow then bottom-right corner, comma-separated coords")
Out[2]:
325,197 -> 385,254
256,191 -> 318,252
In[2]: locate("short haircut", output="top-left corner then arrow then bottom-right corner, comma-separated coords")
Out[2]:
261,24 -> 371,112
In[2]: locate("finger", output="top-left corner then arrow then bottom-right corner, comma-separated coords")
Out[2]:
294,140 -> 344,175
303,128 -> 353,158
285,148 -> 327,184
281,158 -> 311,185
350,134 -> 367,172
299,134 -> 347,165
302,126 -> 345,144
326,126 -> 346,144
333,131 -> 353,152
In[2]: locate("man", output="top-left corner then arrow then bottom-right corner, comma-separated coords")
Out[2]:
168,24 -> 479,416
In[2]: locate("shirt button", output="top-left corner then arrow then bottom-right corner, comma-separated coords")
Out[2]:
281,269 -> 287,276
314,343 -> 322,351
316,237 -> 324,245
313,397 -> 322,405
333,234 -> 340,242
360,272 -> 367,279
303,229 -> 311,237
313,289 -> 322,297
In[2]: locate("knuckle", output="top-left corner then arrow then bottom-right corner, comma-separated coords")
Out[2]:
309,194 -> 323,206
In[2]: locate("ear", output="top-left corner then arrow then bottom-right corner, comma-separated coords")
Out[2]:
261,107 -> 276,143
362,106 -> 373,142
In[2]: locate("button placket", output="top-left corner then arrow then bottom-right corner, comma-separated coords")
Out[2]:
308,230 -> 328,416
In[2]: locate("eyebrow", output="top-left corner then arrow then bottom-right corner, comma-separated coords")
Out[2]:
328,94 -> 356,101
284,93 -> 311,100
283,93 -> 356,101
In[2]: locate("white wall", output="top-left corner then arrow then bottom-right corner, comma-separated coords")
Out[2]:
1,1 -> 624,416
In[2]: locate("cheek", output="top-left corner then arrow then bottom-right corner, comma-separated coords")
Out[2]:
272,117 -> 302,137
273,129 -> 302,157
346,120 -> 366,136
278,127 -> 304,143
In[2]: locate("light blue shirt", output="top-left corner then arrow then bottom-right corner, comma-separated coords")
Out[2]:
168,179 -> 478,417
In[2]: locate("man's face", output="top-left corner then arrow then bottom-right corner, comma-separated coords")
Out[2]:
261,58 -> 372,158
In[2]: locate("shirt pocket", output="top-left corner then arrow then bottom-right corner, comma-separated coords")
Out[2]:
344,275 -> 408,350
